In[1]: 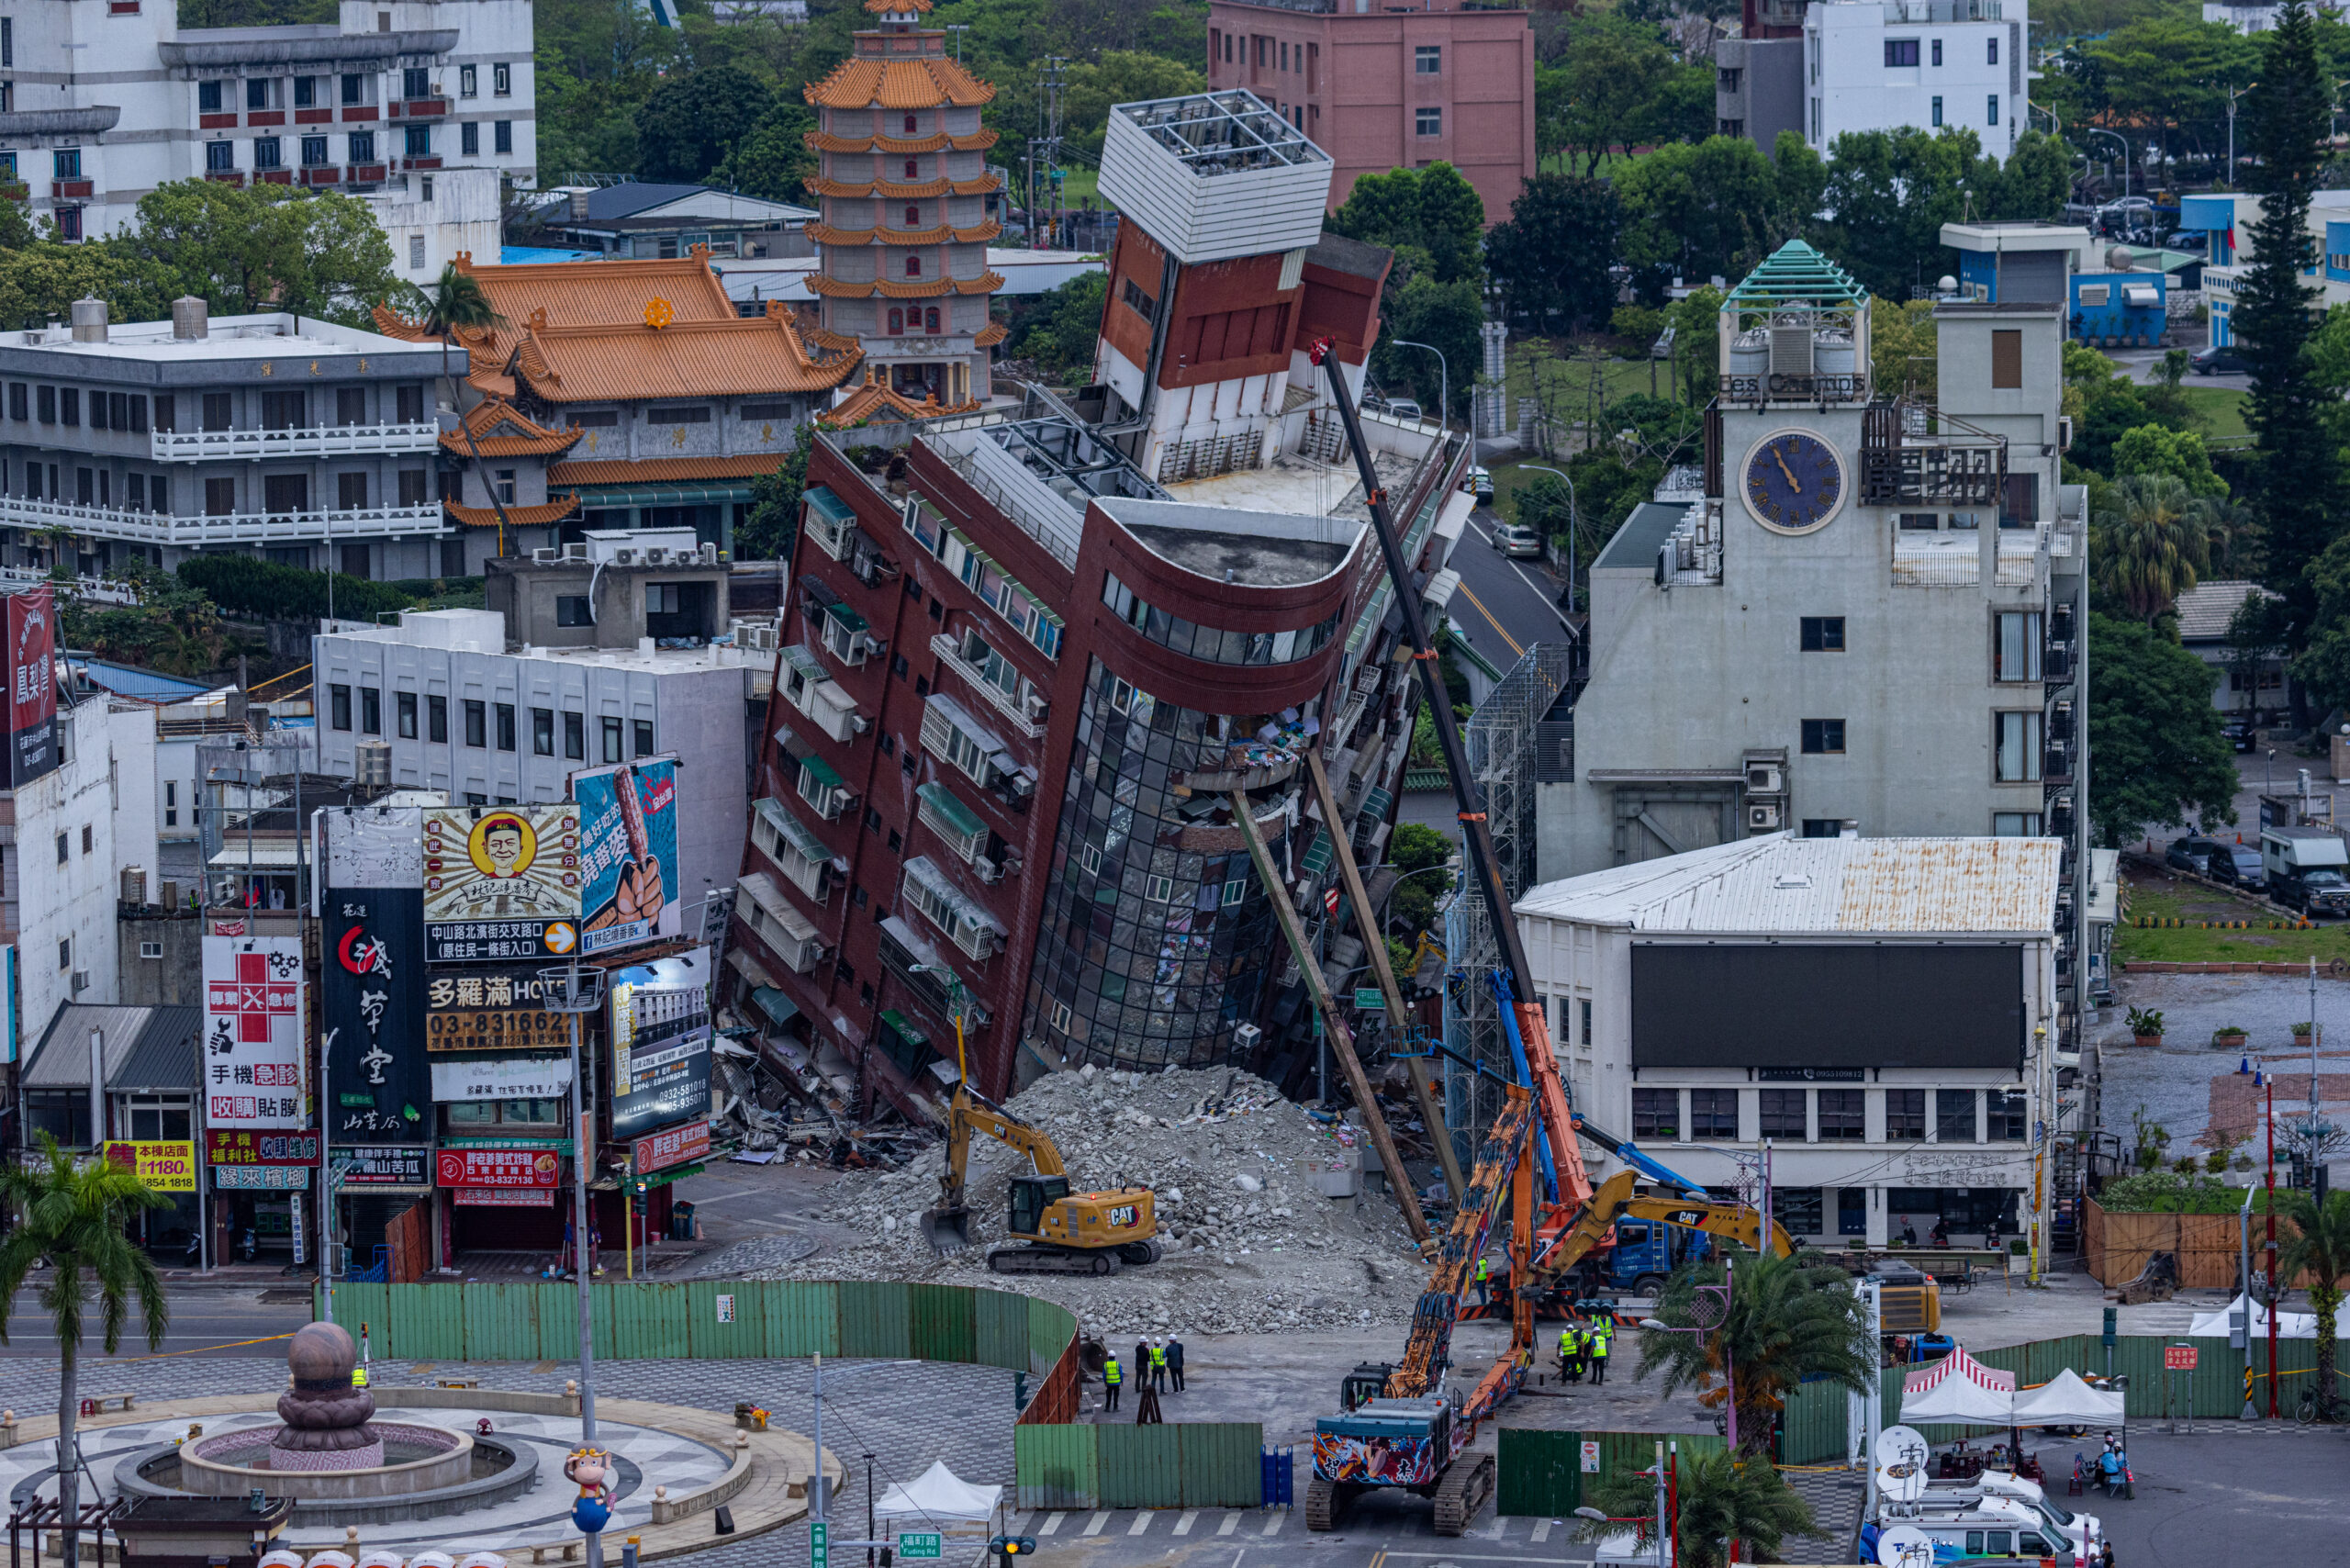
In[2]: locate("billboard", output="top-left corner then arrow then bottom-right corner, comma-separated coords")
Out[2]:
421,805 -> 581,963
103,1140 -> 196,1192
202,934 -> 306,1129
323,888 -> 431,1144
573,758 -> 680,956
429,1054 -> 572,1103
608,946 -> 711,1141
438,1147 -> 563,1189
424,966 -> 569,1052
6,585 -> 56,788
1628,943 -> 2026,1070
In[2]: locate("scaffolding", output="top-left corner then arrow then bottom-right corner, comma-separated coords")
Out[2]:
1442,641 -> 1577,1166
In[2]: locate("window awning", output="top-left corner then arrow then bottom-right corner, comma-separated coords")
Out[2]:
727,946 -> 778,991
802,486 -> 856,528
780,643 -> 826,683
1359,786 -> 1393,823
1300,828 -> 1333,876
1421,567 -> 1462,612
822,599 -> 870,635
737,869 -> 797,927
916,781 -> 985,841
903,855 -> 1005,935
753,986 -> 800,1025
755,795 -> 836,866
571,483 -> 756,508
800,752 -> 845,791
207,840 -> 303,869
878,1008 -> 929,1047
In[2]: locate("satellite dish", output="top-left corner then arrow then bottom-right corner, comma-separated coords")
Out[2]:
1876,1461 -> 1928,1504
1877,1425 -> 1931,1471
1877,1524 -> 1936,1568
1937,275 -> 1957,294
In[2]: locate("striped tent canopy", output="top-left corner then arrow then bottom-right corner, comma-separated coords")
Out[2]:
1900,1345 -> 2017,1425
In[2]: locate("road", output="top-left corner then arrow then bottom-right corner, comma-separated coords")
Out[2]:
0,1285 -> 311,1361
1442,505 -> 1575,678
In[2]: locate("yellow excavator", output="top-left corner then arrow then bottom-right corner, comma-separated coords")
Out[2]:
921,1083 -> 1164,1275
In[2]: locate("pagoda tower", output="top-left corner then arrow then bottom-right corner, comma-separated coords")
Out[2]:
804,0 -> 1006,412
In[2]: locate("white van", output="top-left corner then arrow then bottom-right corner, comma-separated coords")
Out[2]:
1898,1499 -> 2067,1561
1922,1472 -> 2102,1556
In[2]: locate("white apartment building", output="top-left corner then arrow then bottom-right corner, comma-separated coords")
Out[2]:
0,0 -> 532,261
1518,834 -> 2062,1251
308,605 -> 760,922
1804,0 -> 2025,160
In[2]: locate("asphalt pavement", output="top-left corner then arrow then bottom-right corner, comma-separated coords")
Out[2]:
1442,506 -> 1575,676
0,1285 -> 311,1361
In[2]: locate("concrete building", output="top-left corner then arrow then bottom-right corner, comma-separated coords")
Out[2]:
1942,221 -> 2177,349
0,301 -> 451,580
2187,189 -> 2350,349
2176,579 -> 2285,723
1802,0 -> 2025,161
727,90 -> 1472,1121
17,1003 -> 203,1250
0,0 -> 533,254
1516,833 -> 2062,1250
1203,0 -> 1536,224
308,594 -> 763,913
529,182 -> 816,260
1715,0 -> 1809,156
801,0 -> 1005,412
1533,239 -> 2089,1050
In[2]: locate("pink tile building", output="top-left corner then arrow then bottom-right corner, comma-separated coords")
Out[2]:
1204,0 -> 1536,227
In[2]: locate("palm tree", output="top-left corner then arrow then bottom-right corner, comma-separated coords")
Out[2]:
2091,472 -> 2214,624
408,263 -> 516,554
1575,1447 -> 1818,1568
2276,1187 -> 2350,1415
1634,1249 -> 1876,1455
0,1136 -> 170,1568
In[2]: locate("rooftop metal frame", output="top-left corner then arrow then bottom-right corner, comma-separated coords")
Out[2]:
1111,89 -> 1329,174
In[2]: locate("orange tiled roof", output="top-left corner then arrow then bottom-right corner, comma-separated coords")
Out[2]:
973,320 -> 1007,347
808,174 -> 949,201
805,218 -> 1000,247
806,271 -> 1003,300
549,454 -> 801,487
865,0 -> 932,10
455,250 -> 740,331
804,56 -> 995,111
804,128 -> 1000,155
509,300 -> 861,403
439,398 -> 583,458
444,495 -> 582,530
808,325 -> 866,353
817,370 -> 981,430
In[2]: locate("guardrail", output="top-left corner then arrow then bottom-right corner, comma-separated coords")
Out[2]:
0,496 -> 445,545
151,422 -> 440,462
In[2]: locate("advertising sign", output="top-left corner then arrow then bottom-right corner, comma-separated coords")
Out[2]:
339,1146 -> 431,1187
103,1140 -> 196,1192
573,758 -> 680,956
424,966 -> 570,1051
453,1187 -> 555,1207
202,934 -> 306,1129
437,1148 -> 563,1189
207,1129 -> 321,1167
6,585 -> 57,788
632,1117 -> 710,1175
422,806 -> 580,963
2165,1345 -> 2199,1371
429,1055 -> 573,1103
214,1165 -> 310,1191
323,889 -> 430,1144
608,946 -> 711,1141
0,944 -> 16,1066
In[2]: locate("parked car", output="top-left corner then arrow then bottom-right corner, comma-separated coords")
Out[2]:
2192,343 -> 2249,375
1384,398 -> 1425,423
2210,843 -> 2267,891
1491,521 -> 1543,557
2222,717 -> 2256,752
2164,229 -> 2208,251
1461,465 -> 1495,503
2165,835 -> 2224,875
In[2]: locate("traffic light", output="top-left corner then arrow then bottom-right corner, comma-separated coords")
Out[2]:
990,1537 -> 1036,1566
2101,1307 -> 2117,1348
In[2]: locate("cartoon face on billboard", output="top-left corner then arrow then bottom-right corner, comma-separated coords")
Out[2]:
472,812 -> 536,880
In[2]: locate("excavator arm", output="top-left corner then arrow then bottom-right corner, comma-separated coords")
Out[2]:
1385,1088 -> 1539,1400
1528,1170 -> 1795,1287
926,1084 -> 1069,1250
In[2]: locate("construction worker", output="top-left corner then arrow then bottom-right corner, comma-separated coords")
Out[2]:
1102,1352 -> 1123,1412
1473,1256 -> 1491,1307
1562,1321 -> 1585,1383
1167,1333 -> 1186,1393
1148,1338 -> 1169,1393
1556,1325 -> 1575,1381
1589,1316 -> 1611,1385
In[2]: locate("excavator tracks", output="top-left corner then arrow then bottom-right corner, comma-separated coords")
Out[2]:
986,1244 -> 1123,1275
1304,1474 -> 1360,1532
1430,1454 -> 1494,1537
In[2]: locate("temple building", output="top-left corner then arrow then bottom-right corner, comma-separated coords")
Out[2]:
802,0 -> 1007,416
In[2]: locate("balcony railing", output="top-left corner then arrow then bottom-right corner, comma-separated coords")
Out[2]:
347,163 -> 388,184
0,495 -> 445,546
50,180 -> 93,199
151,422 -> 439,463
930,633 -> 1044,741
299,167 -> 340,186
390,98 -> 449,119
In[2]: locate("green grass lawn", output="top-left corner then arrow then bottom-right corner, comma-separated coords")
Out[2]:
2112,879 -> 2350,965
1504,347 -> 1676,416
2180,384 -> 2249,442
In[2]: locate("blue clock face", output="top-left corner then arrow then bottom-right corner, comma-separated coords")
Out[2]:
1744,431 -> 1844,532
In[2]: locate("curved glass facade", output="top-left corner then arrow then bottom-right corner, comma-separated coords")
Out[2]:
1021,657 -> 1283,1069
1101,572 -> 1341,666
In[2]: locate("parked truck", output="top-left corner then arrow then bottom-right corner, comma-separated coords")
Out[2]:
2261,826 -> 2350,917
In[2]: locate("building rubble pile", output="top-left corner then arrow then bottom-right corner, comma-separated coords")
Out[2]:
751,1063 -> 1435,1334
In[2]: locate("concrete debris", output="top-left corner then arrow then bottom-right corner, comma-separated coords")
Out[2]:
749,1066 -> 1432,1334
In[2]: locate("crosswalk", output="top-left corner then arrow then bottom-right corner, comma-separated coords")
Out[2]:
1013,1507 -> 1592,1544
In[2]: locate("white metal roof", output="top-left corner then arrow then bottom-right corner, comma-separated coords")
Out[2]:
1516,834 -> 2060,936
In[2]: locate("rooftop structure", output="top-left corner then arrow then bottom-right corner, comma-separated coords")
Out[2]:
529,182 -> 819,259
1717,241 -> 1871,406
1097,92 -> 1331,264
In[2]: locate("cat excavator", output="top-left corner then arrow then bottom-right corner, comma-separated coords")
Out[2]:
921,1082 -> 1164,1274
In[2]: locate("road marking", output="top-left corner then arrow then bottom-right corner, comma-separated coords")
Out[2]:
1129,1514 -> 1153,1536
1039,1513 -> 1065,1536
1260,1511 -> 1284,1536
1083,1512 -> 1110,1537
1175,1511 -> 1198,1537
1217,1513 -> 1240,1536
1452,579 -> 1526,659
1382,1553 -> 1586,1562
1531,1519 -> 1550,1542
1465,516 -> 1580,639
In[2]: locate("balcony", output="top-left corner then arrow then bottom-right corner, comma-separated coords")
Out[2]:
0,495 -> 445,547
247,111 -> 285,128
151,422 -> 439,463
204,171 -> 245,186
257,170 -> 293,185
347,163 -> 387,185
390,98 -> 448,119
341,106 -> 380,122
930,632 -> 1045,741
402,156 -> 443,171
50,180 -> 94,199
298,167 -> 340,186
1861,401 -> 2006,507
295,108 -> 333,125
198,112 -> 239,130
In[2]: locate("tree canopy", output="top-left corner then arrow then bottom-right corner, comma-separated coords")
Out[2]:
2086,611 -> 2239,846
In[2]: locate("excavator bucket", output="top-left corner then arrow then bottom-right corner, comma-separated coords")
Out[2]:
922,1204 -> 974,1254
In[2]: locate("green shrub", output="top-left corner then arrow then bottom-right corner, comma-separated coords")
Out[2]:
2097,1171 -> 2269,1214
178,555 -> 427,624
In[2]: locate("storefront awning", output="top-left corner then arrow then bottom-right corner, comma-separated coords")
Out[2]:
632,1161 -> 703,1191
753,986 -> 800,1025
207,840 -> 303,869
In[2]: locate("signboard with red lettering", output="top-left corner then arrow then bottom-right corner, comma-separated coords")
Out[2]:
632,1118 -> 711,1175
452,1187 -> 556,1207
437,1148 -> 563,1189
207,1129 -> 321,1167
2165,1345 -> 2199,1371
202,934 -> 306,1128
6,585 -> 57,788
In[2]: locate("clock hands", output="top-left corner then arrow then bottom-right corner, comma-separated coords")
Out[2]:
1773,445 -> 1802,495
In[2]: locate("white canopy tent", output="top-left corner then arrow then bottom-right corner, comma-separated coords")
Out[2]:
2187,1293 -> 2349,1339
874,1462 -> 1003,1524
1900,1345 -> 2019,1425
2009,1369 -> 2125,1429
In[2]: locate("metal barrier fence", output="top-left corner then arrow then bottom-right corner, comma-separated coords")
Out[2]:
1497,1428 -> 1729,1516
1012,1422 -> 1267,1510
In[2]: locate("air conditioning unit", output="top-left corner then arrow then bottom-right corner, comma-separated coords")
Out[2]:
643,547 -> 669,566
563,541 -> 588,560
532,546 -> 559,562
1746,766 -> 1783,794
851,630 -> 886,660
1000,851 -> 1023,876
70,969 -> 89,995
613,548 -> 637,565
1024,691 -> 1049,722
973,858 -> 1002,885
699,542 -> 719,564
1233,1022 -> 1264,1054
1748,802 -> 1782,831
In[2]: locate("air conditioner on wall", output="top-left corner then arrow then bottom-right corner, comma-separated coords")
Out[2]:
1747,766 -> 1783,794
643,547 -> 668,566
1748,803 -> 1782,830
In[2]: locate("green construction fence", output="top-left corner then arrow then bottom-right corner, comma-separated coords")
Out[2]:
1011,1422 -> 1268,1510
1496,1428 -> 1728,1517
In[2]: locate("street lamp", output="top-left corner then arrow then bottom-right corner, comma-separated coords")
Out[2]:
2087,128 -> 2131,202
2224,82 -> 2256,181
1639,1262 -> 1738,1451
538,957 -> 609,1568
1521,464 -> 1581,615
1390,338 -> 1449,431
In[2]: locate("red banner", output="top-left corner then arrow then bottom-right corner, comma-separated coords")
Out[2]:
6,586 -> 55,788
632,1118 -> 710,1175
207,1130 -> 321,1167
437,1148 -> 562,1189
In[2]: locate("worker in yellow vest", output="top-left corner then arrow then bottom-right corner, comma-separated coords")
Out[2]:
1148,1338 -> 1169,1393
1473,1256 -> 1491,1307
1589,1316 -> 1612,1385
1102,1352 -> 1123,1412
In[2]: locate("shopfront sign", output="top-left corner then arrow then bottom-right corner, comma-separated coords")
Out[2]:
6,584 -> 58,788
323,887 -> 430,1144
425,967 -> 570,1051
103,1140 -> 196,1192
632,1118 -> 710,1175
214,1164 -> 310,1191
423,806 -> 582,963
573,758 -> 681,956
207,1129 -> 320,1167
608,946 -> 712,1141
338,1146 -> 432,1188
452,1187 -> 556,1207
202,934 -> 306,1129
429,1055 -> 573,1103
437,1148 -> 563,1190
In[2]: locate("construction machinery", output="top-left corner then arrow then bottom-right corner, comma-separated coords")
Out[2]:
921,1082 -> 1163,1274
1460,1170 -> 1796,1320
